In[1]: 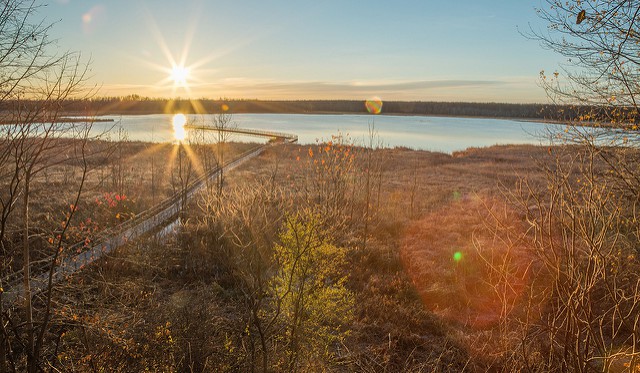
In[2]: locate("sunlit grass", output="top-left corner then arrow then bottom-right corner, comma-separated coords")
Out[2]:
400,196 -> 533,330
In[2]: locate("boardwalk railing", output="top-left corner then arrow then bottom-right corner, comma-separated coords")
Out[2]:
185,125 -> 298,143
1,128 -> 296,306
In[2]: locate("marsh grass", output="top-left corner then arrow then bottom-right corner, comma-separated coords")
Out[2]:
14,139 -> 624,372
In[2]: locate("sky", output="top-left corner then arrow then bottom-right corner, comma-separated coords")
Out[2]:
44,0 -> 563,103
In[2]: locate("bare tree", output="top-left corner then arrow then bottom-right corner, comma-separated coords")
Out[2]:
534,1 -> 640,117
362,121 -> 385,250
503,2 -> 640,370
210,111 -> 236,198
0,1 -> 93,371
110,125 -> 129,196
505,145 -> 640,372
190,117 -> 216,192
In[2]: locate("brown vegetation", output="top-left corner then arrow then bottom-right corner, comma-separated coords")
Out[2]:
400,197 -> 533,330
6,122 -> 640,372
2,138 -> 562,372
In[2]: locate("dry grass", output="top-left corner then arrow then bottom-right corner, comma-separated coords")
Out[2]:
1,139 -> 258,283
204,142 -> 553,371
9,140 -> 570,371
400,196 -> 532,329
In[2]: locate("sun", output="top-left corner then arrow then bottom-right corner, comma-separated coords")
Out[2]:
170,65 -> 189,87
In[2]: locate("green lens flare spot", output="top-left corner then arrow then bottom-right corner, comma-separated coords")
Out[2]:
453,251 -> 463,262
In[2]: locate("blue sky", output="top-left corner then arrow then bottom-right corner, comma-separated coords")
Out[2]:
45,0 -> 562,103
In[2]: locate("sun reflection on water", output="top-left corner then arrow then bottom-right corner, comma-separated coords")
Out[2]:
172,113 -> 187,141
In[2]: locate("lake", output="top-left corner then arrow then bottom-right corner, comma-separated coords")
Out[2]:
92,113 -> 560,153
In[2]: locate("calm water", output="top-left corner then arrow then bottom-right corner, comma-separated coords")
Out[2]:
92,113 -> 559,153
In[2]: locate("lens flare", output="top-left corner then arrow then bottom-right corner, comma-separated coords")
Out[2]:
400,197 -> 534,330
453,251 -> 463,262
172,114 -> 187,141
82,4 -> 106,35
365,97 -> 383,114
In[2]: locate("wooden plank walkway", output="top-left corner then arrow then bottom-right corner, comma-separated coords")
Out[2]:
1,128 -> 297,306
185,125 -> 298,143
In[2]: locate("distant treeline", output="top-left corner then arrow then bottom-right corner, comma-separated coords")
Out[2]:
0,96 -> 606,121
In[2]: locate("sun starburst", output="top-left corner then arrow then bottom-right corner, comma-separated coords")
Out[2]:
170,65 -> 190,87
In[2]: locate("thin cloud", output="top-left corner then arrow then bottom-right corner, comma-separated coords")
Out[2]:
246,79 -> 504,92
98,78 -> 543,103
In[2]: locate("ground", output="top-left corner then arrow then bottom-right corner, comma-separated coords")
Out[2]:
3,140 -> 571,371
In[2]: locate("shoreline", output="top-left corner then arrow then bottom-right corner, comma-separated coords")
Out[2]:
80,112 -> 619,128
0,117 -> 115,125
78,110 -> 561,123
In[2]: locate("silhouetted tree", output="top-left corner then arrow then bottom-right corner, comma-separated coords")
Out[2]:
0,1 -> 92,371
507,1 -> 640,371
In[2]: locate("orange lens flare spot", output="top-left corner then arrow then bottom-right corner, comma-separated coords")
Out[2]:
400,196 -> 534,331
221,104 -> 229,112
365,97 -> 383,114
81,5 -> 105,34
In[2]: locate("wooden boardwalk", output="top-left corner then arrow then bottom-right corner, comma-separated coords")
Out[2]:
1,128 -> 297,306
185,125 -> 298,143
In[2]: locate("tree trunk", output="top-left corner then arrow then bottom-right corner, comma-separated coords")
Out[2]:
0,288 -> 6,373
363,149 -> 371,250
23,173 -> 35,373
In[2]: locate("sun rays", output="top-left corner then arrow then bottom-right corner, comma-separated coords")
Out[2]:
122,2 -> 274,106
134,7 -> 215,100
104,7 -> 247,183
129,8 -> 200,99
